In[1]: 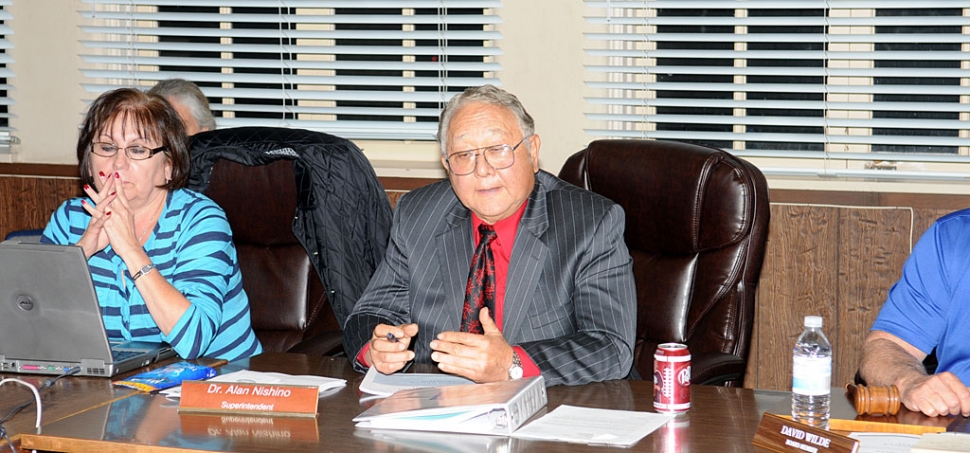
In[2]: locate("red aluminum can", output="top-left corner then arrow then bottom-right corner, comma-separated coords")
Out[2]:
654,343 -> 691,413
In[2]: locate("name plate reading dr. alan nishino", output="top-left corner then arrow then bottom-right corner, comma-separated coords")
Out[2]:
178,380 -> 319,418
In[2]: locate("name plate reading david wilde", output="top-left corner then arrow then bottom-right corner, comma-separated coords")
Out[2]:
752,413 -> 858,453
178,380 -> 319,418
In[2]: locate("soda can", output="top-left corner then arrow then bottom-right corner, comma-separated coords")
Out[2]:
654,343 -> 691,413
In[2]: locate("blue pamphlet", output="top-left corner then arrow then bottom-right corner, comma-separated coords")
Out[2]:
114,361 -> 217,392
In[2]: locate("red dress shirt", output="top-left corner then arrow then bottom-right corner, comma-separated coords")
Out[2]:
470,204 -> 540,379
358,202 -> 540,379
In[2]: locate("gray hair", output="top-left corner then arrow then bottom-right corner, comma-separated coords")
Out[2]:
147,78 -> 217,132
436,84 -> 535,156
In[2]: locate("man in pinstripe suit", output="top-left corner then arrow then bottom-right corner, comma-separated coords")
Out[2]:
344,85 -> 636,386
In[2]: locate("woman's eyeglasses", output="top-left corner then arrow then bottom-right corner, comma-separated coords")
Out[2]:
91,142 -> 166,161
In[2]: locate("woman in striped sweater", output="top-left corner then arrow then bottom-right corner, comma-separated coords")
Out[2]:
41,88 -> 262,361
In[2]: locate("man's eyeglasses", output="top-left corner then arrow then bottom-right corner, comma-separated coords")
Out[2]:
445,135 -> 531,176
91,142 -> 166,161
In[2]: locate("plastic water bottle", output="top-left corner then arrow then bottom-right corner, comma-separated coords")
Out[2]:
791,315 -> 832,429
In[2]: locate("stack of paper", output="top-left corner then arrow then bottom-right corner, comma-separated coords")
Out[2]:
354,376 -> 547,436
358,366 -> 474,397
512,405 -> 675,448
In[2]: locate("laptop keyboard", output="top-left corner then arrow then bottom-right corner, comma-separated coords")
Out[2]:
111,350 -> 142,362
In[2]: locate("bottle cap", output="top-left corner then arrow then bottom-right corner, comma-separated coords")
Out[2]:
804,315 -> 823,328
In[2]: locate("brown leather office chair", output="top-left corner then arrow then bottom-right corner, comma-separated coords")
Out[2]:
188,127 -> 392,355
559,139 -> 770,386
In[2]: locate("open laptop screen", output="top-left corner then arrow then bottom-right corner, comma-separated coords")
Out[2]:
0,241 -> 173,377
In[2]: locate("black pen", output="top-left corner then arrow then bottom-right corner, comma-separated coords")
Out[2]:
386,332 -> 399,343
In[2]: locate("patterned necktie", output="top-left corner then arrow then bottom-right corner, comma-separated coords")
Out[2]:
462,224 -> 497,334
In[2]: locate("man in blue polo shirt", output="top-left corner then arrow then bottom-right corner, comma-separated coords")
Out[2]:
860,209 -> 970,417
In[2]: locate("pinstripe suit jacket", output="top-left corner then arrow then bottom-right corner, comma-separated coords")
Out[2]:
343,171 -> 636,386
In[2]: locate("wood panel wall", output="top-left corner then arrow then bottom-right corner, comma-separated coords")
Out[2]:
4,164 -> 969,391
0,165 -> 82,239
747,190 -> 970,391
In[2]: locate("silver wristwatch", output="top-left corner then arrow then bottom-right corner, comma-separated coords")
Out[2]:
131,263 -> 155,282
508,351 -> 523,380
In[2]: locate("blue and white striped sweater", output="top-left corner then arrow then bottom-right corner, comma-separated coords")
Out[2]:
42,188 -> 262,361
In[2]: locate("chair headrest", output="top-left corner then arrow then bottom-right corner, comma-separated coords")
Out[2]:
566,139 -> 758,254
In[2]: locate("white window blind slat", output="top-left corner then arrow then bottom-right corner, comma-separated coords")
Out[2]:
84,0 -> 500,7
82,84 -> 474,103
79,2 -> 502,141
588,98 -> 968,114
587,130 -> 970,148
740,150 -> 970,164
588,66 -> 969,79
586,50 -> 969,61
81,26 -> 500,41
207,103 -> 444,116
586,33 -> 970,44
217,117 -> 437,141
82,11 -> 501,25
587,16 -> 970,27
81,70 -> 494,88
586,82 -> 969,97
587,1 -> 969,7
80,41 -> 501,57
587,114 -> 967,131
82,55 -> 501,72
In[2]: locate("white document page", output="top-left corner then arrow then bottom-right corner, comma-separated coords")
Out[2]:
160,370 -> 346,398
511,404 -> 675,448
358,365 -> 474,397
910,432 -> 970,453
847,432 -> 920,453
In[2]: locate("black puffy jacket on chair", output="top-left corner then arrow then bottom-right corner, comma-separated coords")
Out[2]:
188,127 -> 392,354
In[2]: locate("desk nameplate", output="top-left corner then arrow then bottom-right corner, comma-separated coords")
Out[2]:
178,380 -> 319,418
753,412 -> 859,453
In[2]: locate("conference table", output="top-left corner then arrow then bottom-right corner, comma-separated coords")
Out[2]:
0,353 -> 952,452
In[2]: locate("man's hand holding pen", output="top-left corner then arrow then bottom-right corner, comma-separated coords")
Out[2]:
367,323 -> 418,374
367,310 -> 514,383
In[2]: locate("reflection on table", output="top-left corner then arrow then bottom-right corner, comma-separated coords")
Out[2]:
11,353 -> 961,453
0,366 -> 141,446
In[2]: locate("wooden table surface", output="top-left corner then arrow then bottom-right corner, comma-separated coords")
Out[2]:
7,353 -> 959,452
0,357 -> 222,448
1,365 -> 143,440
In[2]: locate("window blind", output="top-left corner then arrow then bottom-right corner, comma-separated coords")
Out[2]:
0,0 -> 13,150
584,1 -> 970,181
79,1 -> 502,140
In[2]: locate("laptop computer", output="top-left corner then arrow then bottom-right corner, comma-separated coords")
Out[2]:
0,241 -> 176,377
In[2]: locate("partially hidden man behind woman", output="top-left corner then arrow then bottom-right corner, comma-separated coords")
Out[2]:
41,88 -> 262,361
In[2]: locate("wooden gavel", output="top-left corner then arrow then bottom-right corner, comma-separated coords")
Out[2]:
845,383 -> 901,416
